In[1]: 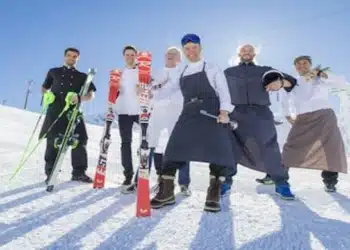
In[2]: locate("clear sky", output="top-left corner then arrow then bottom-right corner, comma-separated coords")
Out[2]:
1,0 -> 349,115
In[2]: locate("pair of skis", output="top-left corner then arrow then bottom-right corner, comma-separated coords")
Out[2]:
93,52 -> 153,217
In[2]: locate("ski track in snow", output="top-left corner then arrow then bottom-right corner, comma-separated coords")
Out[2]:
0,105 -> 350,250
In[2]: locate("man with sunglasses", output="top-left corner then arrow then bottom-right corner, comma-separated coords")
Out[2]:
148,47 -> 191,196
223,44 -> 297,200
150,34 -> 235,212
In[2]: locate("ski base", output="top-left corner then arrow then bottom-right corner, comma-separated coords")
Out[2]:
93,165 -> 106,189
136,168 -> 151,217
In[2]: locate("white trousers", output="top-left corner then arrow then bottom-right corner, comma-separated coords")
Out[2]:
148,100 -> 182,153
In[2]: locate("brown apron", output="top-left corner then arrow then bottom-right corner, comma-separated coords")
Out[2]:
282,108 -> 347,173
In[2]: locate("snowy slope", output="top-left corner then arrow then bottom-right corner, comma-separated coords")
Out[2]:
0,105 -> 350,250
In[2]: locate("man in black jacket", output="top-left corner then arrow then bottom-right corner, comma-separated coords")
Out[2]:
223,44 -> 297,199
39,47 -> 96,184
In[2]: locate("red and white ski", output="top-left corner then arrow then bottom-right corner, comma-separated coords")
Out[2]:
93,69 -> 121,189
136,51 -> 152,217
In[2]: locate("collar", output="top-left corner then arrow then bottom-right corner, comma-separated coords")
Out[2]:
63,64 -> 76,70
239,61 -> 255,66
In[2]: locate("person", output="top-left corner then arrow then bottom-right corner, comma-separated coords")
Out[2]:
39,47 -> 96,184
150,33 -> 236,212
148,47 -> 191,196
113,45 -> 140,193
280,55 -> 348,192
224,44 -> 297,199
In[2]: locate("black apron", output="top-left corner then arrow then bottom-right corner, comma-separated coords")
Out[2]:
163,62 -> 236,168
231,105 -> 287,177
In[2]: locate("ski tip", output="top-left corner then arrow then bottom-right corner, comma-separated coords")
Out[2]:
88,68 -> 97,75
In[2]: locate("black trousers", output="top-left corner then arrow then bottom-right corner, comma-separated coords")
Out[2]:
264,170 -> 338,185
44,138 -> 88,177
118,114 -> 139,178
162,161 -> 226,178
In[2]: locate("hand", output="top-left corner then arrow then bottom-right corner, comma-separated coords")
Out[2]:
43,91 -> 55,108
65,92 -> 79,105
286,116 -> 295,125
217,110 -> 230,124
70,94 -> 79,104
319,71 -> 328,79
149,91 -> 154,99
265,79 -> 283,91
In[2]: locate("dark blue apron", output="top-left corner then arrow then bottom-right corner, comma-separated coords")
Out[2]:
163,62 -> 236,167
231,105 -> 288,178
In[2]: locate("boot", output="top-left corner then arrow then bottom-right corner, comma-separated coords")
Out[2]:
256,174 -> 274,185
180,185 -> 192,196
150,175 -> 175,209
121,175 -> 136,194
204,175 -> 224,212
324,183 -> 336,192
151,175 -> 161,193
71,173 -> 93,183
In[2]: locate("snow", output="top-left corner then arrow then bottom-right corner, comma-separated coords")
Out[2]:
0,104 -> 350,250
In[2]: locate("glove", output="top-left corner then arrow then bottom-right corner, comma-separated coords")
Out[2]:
64,92 -> 79,111
43,91 -> 55,108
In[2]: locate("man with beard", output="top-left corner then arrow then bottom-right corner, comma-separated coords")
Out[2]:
40,47 -> 96,184
223,44 -> 297,199
280,55 -> 348,192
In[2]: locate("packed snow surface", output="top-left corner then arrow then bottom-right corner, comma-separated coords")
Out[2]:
0,105 -> 350,250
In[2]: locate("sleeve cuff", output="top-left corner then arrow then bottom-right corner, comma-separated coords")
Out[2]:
220,103 -> 235,113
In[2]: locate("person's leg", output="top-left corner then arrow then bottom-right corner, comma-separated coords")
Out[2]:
71,140 -> 92,183
118,115 -> 135,186
221,164 -> 237,196
178,162 -> 191,196
322,170 -> 338,192
150,161 -> 184,209
205,164 -> 226,212
44,138 -> 58,184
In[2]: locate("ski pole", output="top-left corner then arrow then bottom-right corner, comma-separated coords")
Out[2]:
9,107 -> 67,181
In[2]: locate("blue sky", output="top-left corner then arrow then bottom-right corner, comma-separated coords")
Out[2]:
1,0 -> 349,115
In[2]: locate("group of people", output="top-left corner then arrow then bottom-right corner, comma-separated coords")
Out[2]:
39,33 -> 348,213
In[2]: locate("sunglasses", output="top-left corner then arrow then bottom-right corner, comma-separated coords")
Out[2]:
181,34 -> 200,46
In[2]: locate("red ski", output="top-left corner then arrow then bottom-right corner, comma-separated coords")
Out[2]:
93,69 -> 121,189
136,51 -> 152,217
